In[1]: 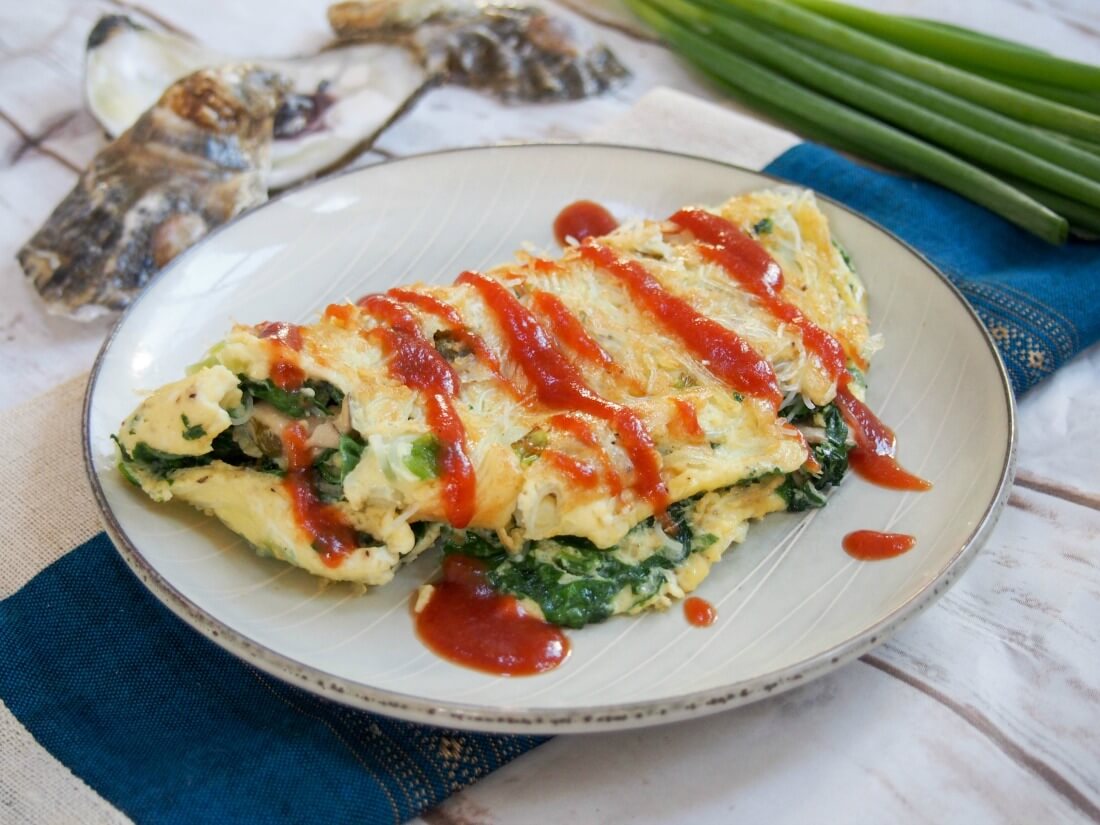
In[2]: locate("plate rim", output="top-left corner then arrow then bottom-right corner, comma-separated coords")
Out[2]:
82,142 -> 1018,733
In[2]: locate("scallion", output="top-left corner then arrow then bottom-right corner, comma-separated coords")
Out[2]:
689,0 -> 1100,140
627,0 -> 1067,243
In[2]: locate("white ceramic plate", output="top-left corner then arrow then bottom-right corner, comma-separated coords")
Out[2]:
85,144 -> 1015,733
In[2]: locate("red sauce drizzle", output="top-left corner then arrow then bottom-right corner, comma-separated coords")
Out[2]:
531,291 -> 615,370
669,209 -> 930,492
842,530 -> 916,560
670,397 -> 705,443
553,199 -> 619,246
579,243 -> 782,408
457,271 -> 669,515
256,321 -> 306,390
415,555 -> 570,675
835,388 -> 932,491
322,303 -> 358,325
282,422 -> 359,567
532,257 -> 561,275
543,449 -> 601,489
257,321 -> 303,351
683,596 -> 716,627
547,412 -> 623,495
358,294 -> 477,528
671,209 -> 849,378
388,287 -> 521,398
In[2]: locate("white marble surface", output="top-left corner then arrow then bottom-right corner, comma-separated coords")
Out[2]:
1,0 -> 1098,822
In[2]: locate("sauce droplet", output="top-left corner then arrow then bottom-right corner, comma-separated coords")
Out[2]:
553,199 -> 619,246
684,596 -> 717,627
842,530 -> 916,560
281,422 -> 359,567
415,555 -> 570,675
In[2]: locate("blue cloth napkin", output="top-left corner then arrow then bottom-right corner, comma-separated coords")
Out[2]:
2,142 -> 1097,824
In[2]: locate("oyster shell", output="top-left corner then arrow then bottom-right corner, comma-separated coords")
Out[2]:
85,15 -> 431,190
85,2 -> 628,186
30,2 -> 630,320
328,0 -> 630,102
20,65 -> 286,319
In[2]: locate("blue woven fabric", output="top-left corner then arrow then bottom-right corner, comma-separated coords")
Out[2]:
765,143 -> 1100,394
3,143 -> 1097,824
0,534 -> 545,824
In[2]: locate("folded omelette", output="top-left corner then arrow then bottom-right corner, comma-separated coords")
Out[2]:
115,187 -> 876,628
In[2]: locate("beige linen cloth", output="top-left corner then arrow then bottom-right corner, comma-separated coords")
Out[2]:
0,374 -> 129,823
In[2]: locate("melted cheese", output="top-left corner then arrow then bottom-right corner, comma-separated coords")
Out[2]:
117,188 -> 871,588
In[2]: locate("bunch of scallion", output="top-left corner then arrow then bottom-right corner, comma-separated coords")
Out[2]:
623,0 -> 1100,244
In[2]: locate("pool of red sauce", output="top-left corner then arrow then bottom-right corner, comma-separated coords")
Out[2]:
553,199 -> 619,245
281,422 -> 358,568
683,596 -> 717,627
843,530 -> 917,560
359,294 -> 477,528
415,555 -> 570,676
457,269 -> 670,515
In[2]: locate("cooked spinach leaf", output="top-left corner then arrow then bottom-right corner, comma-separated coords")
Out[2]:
833,239 -> 856,273
116,429 -> 259,481
753,216 -> 774,235
777,398 -> 851,512
315,433 -> 365,500
442,497 -> 715,628
181,414 -> 206,441
239,378 -> 344,418
128,442 -> 211,478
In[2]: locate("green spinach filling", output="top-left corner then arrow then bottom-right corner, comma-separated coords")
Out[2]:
777,398 -> 851,512
441,497 -> 717,628
116,376 -> 360,496
238,377 -> 344,419
315,434 -> 365,501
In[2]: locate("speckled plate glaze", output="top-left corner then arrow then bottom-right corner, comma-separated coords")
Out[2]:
84,144 -> 1015,734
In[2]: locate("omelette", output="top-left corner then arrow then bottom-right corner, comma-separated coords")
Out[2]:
115,187 -> 877,628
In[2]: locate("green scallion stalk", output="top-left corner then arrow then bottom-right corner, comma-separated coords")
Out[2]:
784,0 -> 1100,94
968,73 -> 1100,117
690,0 -> 1100,140
1006,180 -> 1100,238
658,0 -> 1100,209
624,0 -> 1067,243
759,26 -> 1100,186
